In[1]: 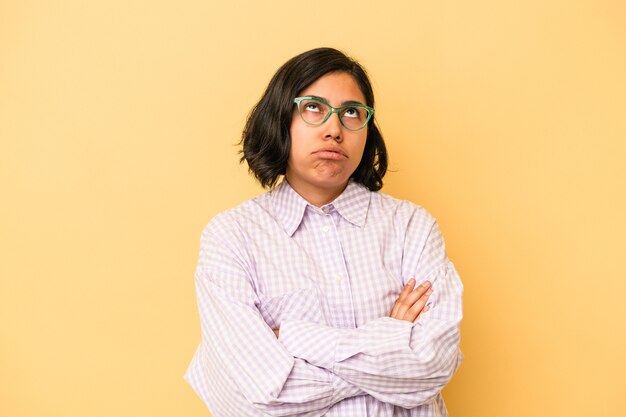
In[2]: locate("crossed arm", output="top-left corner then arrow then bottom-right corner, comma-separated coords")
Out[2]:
273,278 -> 433,338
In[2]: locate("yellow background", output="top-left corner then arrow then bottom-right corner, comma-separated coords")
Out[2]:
1,1 -> 625,416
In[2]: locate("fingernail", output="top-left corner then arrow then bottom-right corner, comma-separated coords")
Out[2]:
407,278 -> 415,286
423,280 -> 431,288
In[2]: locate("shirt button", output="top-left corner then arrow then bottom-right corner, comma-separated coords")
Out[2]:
322,226 -> 330,233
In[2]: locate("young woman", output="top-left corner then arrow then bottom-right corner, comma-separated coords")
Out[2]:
185,47 -> 464,417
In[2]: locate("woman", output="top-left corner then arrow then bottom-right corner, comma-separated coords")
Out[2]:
185,47 -> 464,417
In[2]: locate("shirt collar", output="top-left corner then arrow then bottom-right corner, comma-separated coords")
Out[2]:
271,179 -> 371,237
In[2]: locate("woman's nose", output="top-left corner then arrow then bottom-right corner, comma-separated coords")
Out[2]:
323,112 -> 343,142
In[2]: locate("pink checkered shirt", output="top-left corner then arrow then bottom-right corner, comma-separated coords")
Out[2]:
185,179 -> 463,416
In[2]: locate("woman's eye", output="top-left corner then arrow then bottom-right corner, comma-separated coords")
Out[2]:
343,107 -> 360,118
304,103 -> 321,112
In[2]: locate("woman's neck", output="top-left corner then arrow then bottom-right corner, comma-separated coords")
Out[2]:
285,177 -> 349,207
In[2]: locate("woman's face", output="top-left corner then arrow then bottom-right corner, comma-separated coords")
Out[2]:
286,71 -> 368,198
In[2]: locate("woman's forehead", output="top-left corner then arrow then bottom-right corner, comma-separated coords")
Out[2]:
299,72 -> 366,105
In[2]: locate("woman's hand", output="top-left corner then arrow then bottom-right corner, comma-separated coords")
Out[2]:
390,279 -> 432,322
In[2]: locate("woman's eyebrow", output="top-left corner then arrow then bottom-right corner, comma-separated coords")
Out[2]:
309,95 -> 365,106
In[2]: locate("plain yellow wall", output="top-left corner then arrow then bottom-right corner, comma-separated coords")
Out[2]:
1,1 -> 625,416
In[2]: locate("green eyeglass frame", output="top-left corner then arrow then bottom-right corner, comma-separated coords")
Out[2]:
293,96 -> 375,131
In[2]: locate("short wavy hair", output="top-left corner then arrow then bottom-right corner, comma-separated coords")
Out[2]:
240,47 -> 388,191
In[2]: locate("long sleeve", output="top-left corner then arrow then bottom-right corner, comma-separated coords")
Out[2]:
278,217 -> 463,409
184,213 -> 364,417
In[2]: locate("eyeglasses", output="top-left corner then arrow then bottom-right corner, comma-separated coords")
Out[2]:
293,96 -> 374,131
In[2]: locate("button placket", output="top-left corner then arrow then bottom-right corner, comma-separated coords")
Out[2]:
310,206 -> 356,328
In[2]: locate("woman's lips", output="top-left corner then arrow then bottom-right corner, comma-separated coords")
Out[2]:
314,149 -> 347,160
